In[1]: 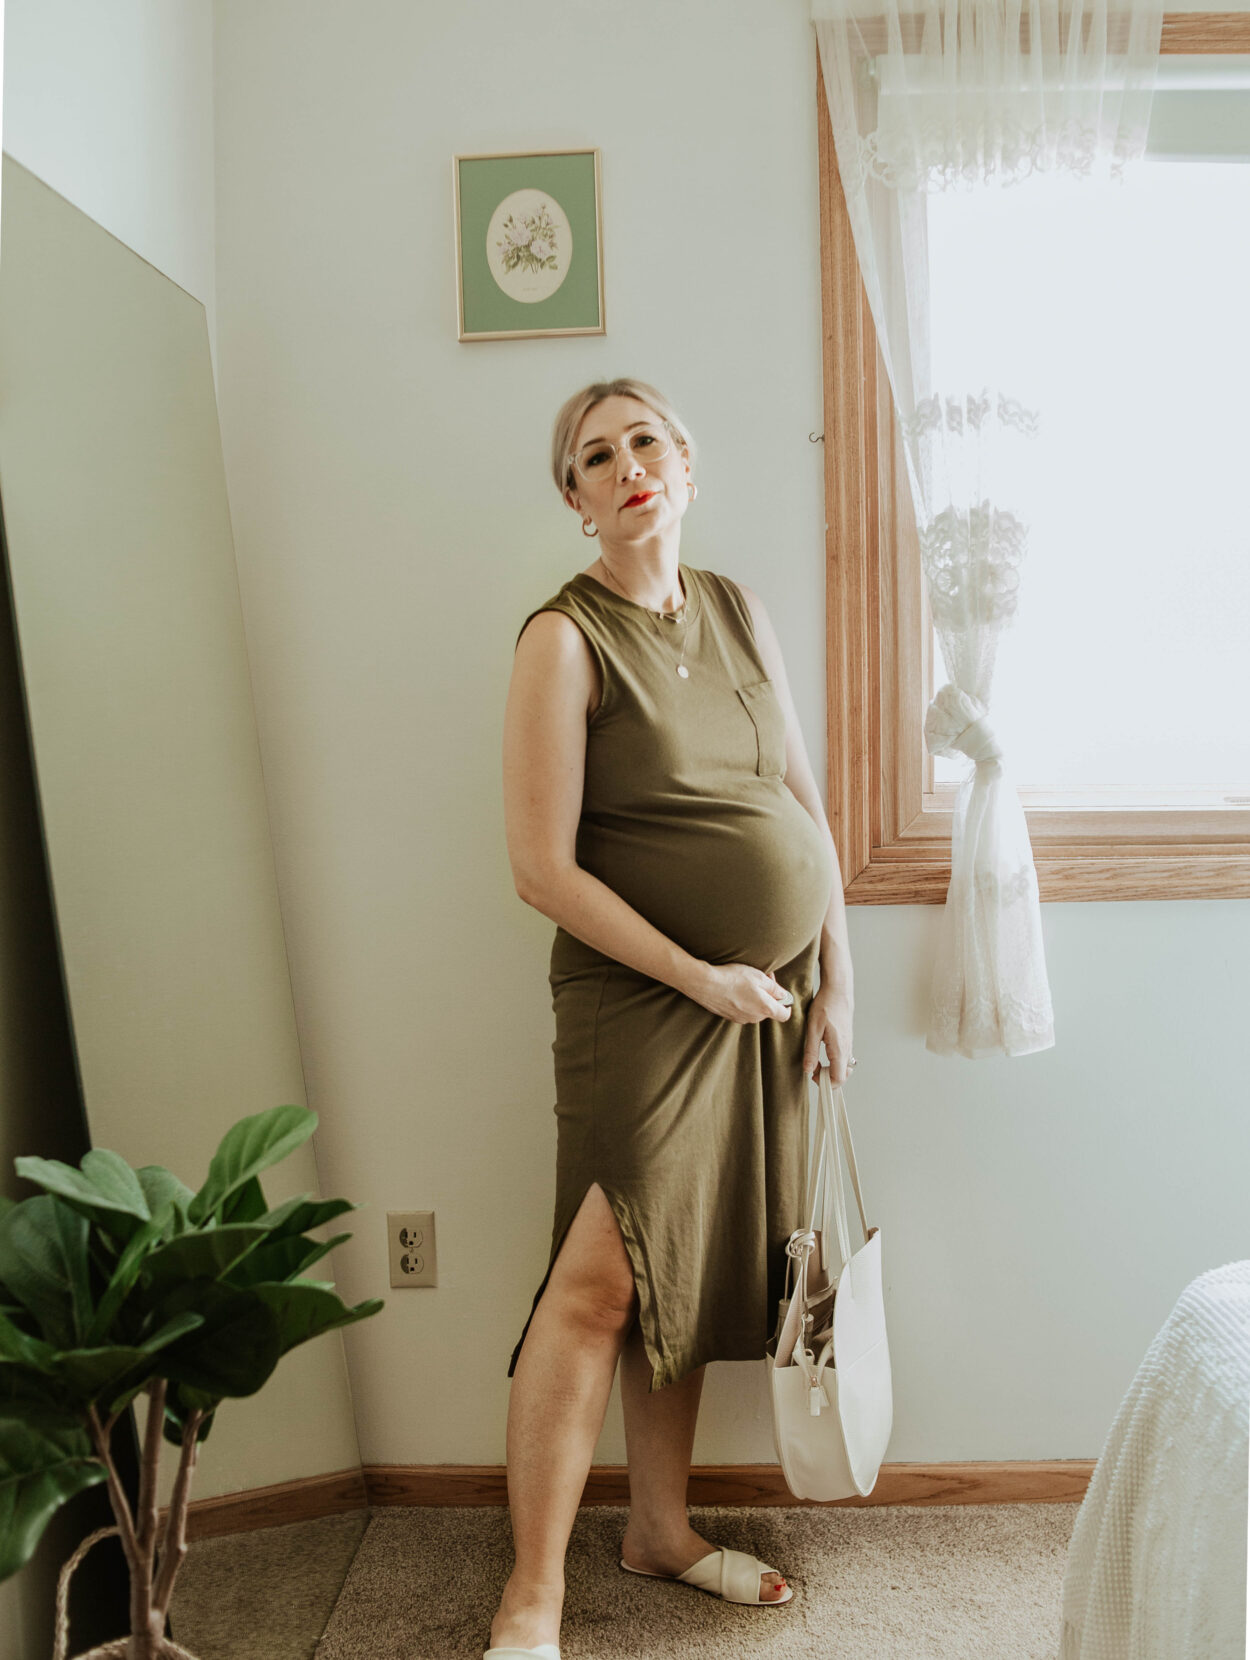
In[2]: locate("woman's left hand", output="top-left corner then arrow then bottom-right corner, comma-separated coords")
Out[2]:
802,986 -> 854,1082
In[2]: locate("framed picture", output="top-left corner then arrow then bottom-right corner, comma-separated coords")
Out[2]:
452,147 -> 605,342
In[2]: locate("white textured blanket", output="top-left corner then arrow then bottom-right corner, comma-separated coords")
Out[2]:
1059,1260 -> 1250,1660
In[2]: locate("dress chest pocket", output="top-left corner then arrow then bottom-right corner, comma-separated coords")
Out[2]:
736,679 -> 787,778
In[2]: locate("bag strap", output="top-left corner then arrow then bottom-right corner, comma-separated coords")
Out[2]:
781,1066 -> 873,1326
820,1065 -> 870,1242
801,1065 -> 872,1296
816,1066 -> 853,1275
797,1067 -> 839,1288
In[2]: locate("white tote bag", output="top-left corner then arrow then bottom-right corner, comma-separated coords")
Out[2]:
765,1063 -> 892,1500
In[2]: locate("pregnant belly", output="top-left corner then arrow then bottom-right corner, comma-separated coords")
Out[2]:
579,790 -> 833,972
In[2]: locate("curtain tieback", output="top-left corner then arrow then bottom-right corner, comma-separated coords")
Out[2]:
924,682 -> 1003,768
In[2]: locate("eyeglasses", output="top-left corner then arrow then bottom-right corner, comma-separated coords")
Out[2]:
568,422 -> 674,483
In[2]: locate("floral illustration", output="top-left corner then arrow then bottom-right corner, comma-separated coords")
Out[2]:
496,201 -> 560,275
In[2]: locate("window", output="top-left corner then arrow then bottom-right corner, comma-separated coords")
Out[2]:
818,14 -> 1250,901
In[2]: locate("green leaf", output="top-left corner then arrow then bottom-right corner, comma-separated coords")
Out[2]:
0,1310 -> 58,1370
258,1196 -> 358,1242
82,1209 -> 176,1347
46,1309 -> 205,1400
250,1282 -> 383,1358
80,1151 -> 149,1217
0,1198 -> 83,1348
135,1168 -> 195,1230
187,1106 -> 317,1226
98,1382 -> 146,1424
0,1403 -> 89,1436
14,1151 -> 150,1245
50,1204 -> 93,1343
218,1175 -> 269,1225
0,1418 -> 106,1581
161,1383 -> 217,1448
137,1224 -> 272,1294
156,1281 -> 283,1398
224,1232 -> 351,1289
0,1360 -> 72,1415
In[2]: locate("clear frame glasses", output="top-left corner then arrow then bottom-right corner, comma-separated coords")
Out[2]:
568,421 -> 674,483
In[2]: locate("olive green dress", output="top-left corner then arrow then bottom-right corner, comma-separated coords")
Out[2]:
507,563 -> 833,1392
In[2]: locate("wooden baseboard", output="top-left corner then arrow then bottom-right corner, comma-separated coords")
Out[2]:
167,1461 -> 1094,1540
365,1461 -> 1094,1508
163,1467 -> 368,1542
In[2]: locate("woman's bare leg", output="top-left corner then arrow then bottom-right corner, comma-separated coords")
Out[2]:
489,1183 -> 638,1653
618,1321 -> 787,1601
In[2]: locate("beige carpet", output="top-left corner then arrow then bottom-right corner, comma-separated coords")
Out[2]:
170,1500 -> 1080,1660
168,1509 -> 368,1660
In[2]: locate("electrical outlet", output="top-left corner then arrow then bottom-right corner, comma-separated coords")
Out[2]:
387,1211 -> 437,1288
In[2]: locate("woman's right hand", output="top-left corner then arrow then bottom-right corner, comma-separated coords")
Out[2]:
691,962 -> 794,1024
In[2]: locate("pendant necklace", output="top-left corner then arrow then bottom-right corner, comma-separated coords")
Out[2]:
596,558 -> 691,679
649,604 -> 691,678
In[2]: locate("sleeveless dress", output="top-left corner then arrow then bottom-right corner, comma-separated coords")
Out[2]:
508,562 -> 834,1392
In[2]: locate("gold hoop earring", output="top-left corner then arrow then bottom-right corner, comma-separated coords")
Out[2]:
582,517 -> 599,538
687,482 -> 698,502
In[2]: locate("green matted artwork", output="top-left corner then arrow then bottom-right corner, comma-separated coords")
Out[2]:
453,148 -> 605,341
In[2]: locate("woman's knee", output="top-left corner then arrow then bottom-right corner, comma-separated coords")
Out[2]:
547,1182 -> 638,1324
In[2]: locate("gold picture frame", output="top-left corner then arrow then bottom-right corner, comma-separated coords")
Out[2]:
452,147 -> 605,341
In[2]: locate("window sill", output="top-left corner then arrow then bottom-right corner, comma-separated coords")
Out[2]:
845,800 -> 1250,903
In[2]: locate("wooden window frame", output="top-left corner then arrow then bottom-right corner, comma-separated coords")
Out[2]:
818,12 -> 1250,902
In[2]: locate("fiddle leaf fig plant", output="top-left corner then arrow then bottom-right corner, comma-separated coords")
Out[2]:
0,1104 -> 383,1660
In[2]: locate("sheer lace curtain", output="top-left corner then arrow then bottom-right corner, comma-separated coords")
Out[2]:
811,0 -> 1164,1058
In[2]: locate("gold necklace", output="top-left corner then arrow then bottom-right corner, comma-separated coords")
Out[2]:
595,559 -> 691,679
595,556 -> 685,614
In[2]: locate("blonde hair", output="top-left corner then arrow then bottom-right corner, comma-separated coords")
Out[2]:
551,378 -> 697,501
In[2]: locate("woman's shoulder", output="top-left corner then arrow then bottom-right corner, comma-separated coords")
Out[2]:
514,573 -> 596,652
513,575 -> 610,717
688,565 -> 757,629
511,574 -> 620,670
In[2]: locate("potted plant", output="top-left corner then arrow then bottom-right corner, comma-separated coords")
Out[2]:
0,1102 -> 384,1660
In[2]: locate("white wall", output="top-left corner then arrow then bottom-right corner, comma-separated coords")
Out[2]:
2,0 -> 218,372
211,0 -> 1250,1477
3,0 -> 1247,1512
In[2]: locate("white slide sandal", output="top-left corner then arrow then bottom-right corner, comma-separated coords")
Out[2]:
620,1544 -> 794,1605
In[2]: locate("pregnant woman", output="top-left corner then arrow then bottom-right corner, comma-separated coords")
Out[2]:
491,377 -> 854,1660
